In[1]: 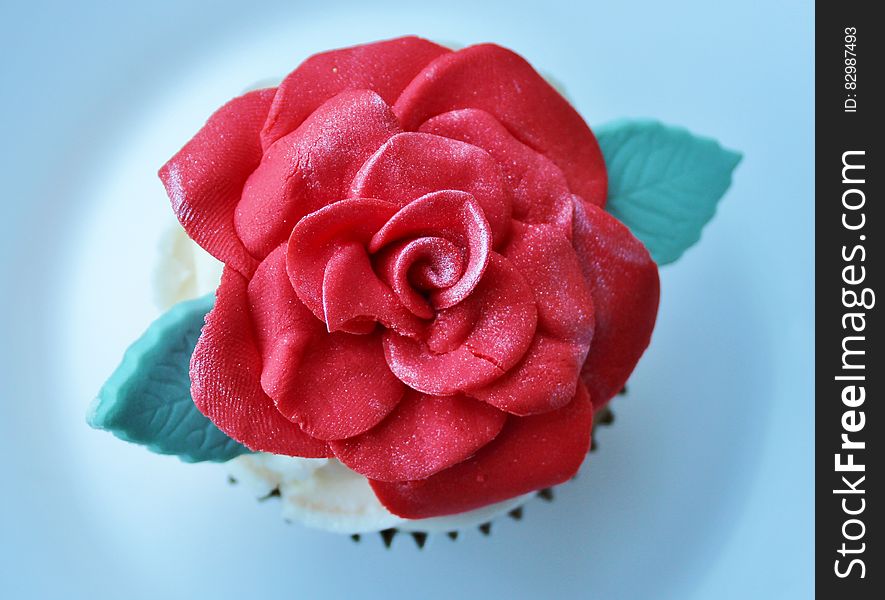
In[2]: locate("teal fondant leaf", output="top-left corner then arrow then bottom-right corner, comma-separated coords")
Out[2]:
597,119 -> 741,265
87,294 -> 251,462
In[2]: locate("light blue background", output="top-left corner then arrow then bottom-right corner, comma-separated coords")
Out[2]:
0,1 -> 813,598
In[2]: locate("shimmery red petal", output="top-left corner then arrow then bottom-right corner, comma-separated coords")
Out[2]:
370,383 -> 593,519
468,222 -> 594,415
350,132 -> 512,245
190,267 -> 329,457
573,200 -> 660,408
382,338 -> 501,397
246,244 -> 323,402
277,330 -> 406,441
382,255 -> 537,395
394,44 -> 607,206
261,36 -> 450,149
159,88 -> 273,277
504,222 -> 594,345
248,243 -> 407,441
286,198 -> 398,322
330,390 -> 506,482
235,90 -> 401,258
322,242 -> 424,337
420,108 -> 573,233
469,335 -> 586,416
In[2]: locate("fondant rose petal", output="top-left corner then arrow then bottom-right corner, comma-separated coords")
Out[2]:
383,255 -> 537,395
261,36 -> 450,148
159,88 -> 273,277
248,239 -> 407,442
382,336 -> 502,397
370,190 -> 491,309
278,330 -> 406,441
330,390 -> 506,482
573,200 -> 660,408
394,44 -> 607,206
287,198 -> 398,322
246,244 -> 323,402
421,108 -> 573,232
504,222 -> 594,345
236,90 -> 401,258
322,242 -> 424,337
465,223 -> 594,415
470,335 -> 586,416
191,267 -> 329,457
370,383 -> 593,519
350,132 -> 512,245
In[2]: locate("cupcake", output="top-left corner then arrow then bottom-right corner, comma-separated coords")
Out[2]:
89,36 -> 740,543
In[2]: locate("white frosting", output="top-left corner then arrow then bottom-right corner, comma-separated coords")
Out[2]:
153,225 -> 225,310
154,221 -> 549,533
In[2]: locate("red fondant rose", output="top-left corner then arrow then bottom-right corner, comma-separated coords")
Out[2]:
160,37 -> 659,518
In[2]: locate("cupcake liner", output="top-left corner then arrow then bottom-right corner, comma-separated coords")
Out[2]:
348,486 -> 560,548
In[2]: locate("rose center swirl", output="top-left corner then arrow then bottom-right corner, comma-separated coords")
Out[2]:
369,190 -> 491,320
